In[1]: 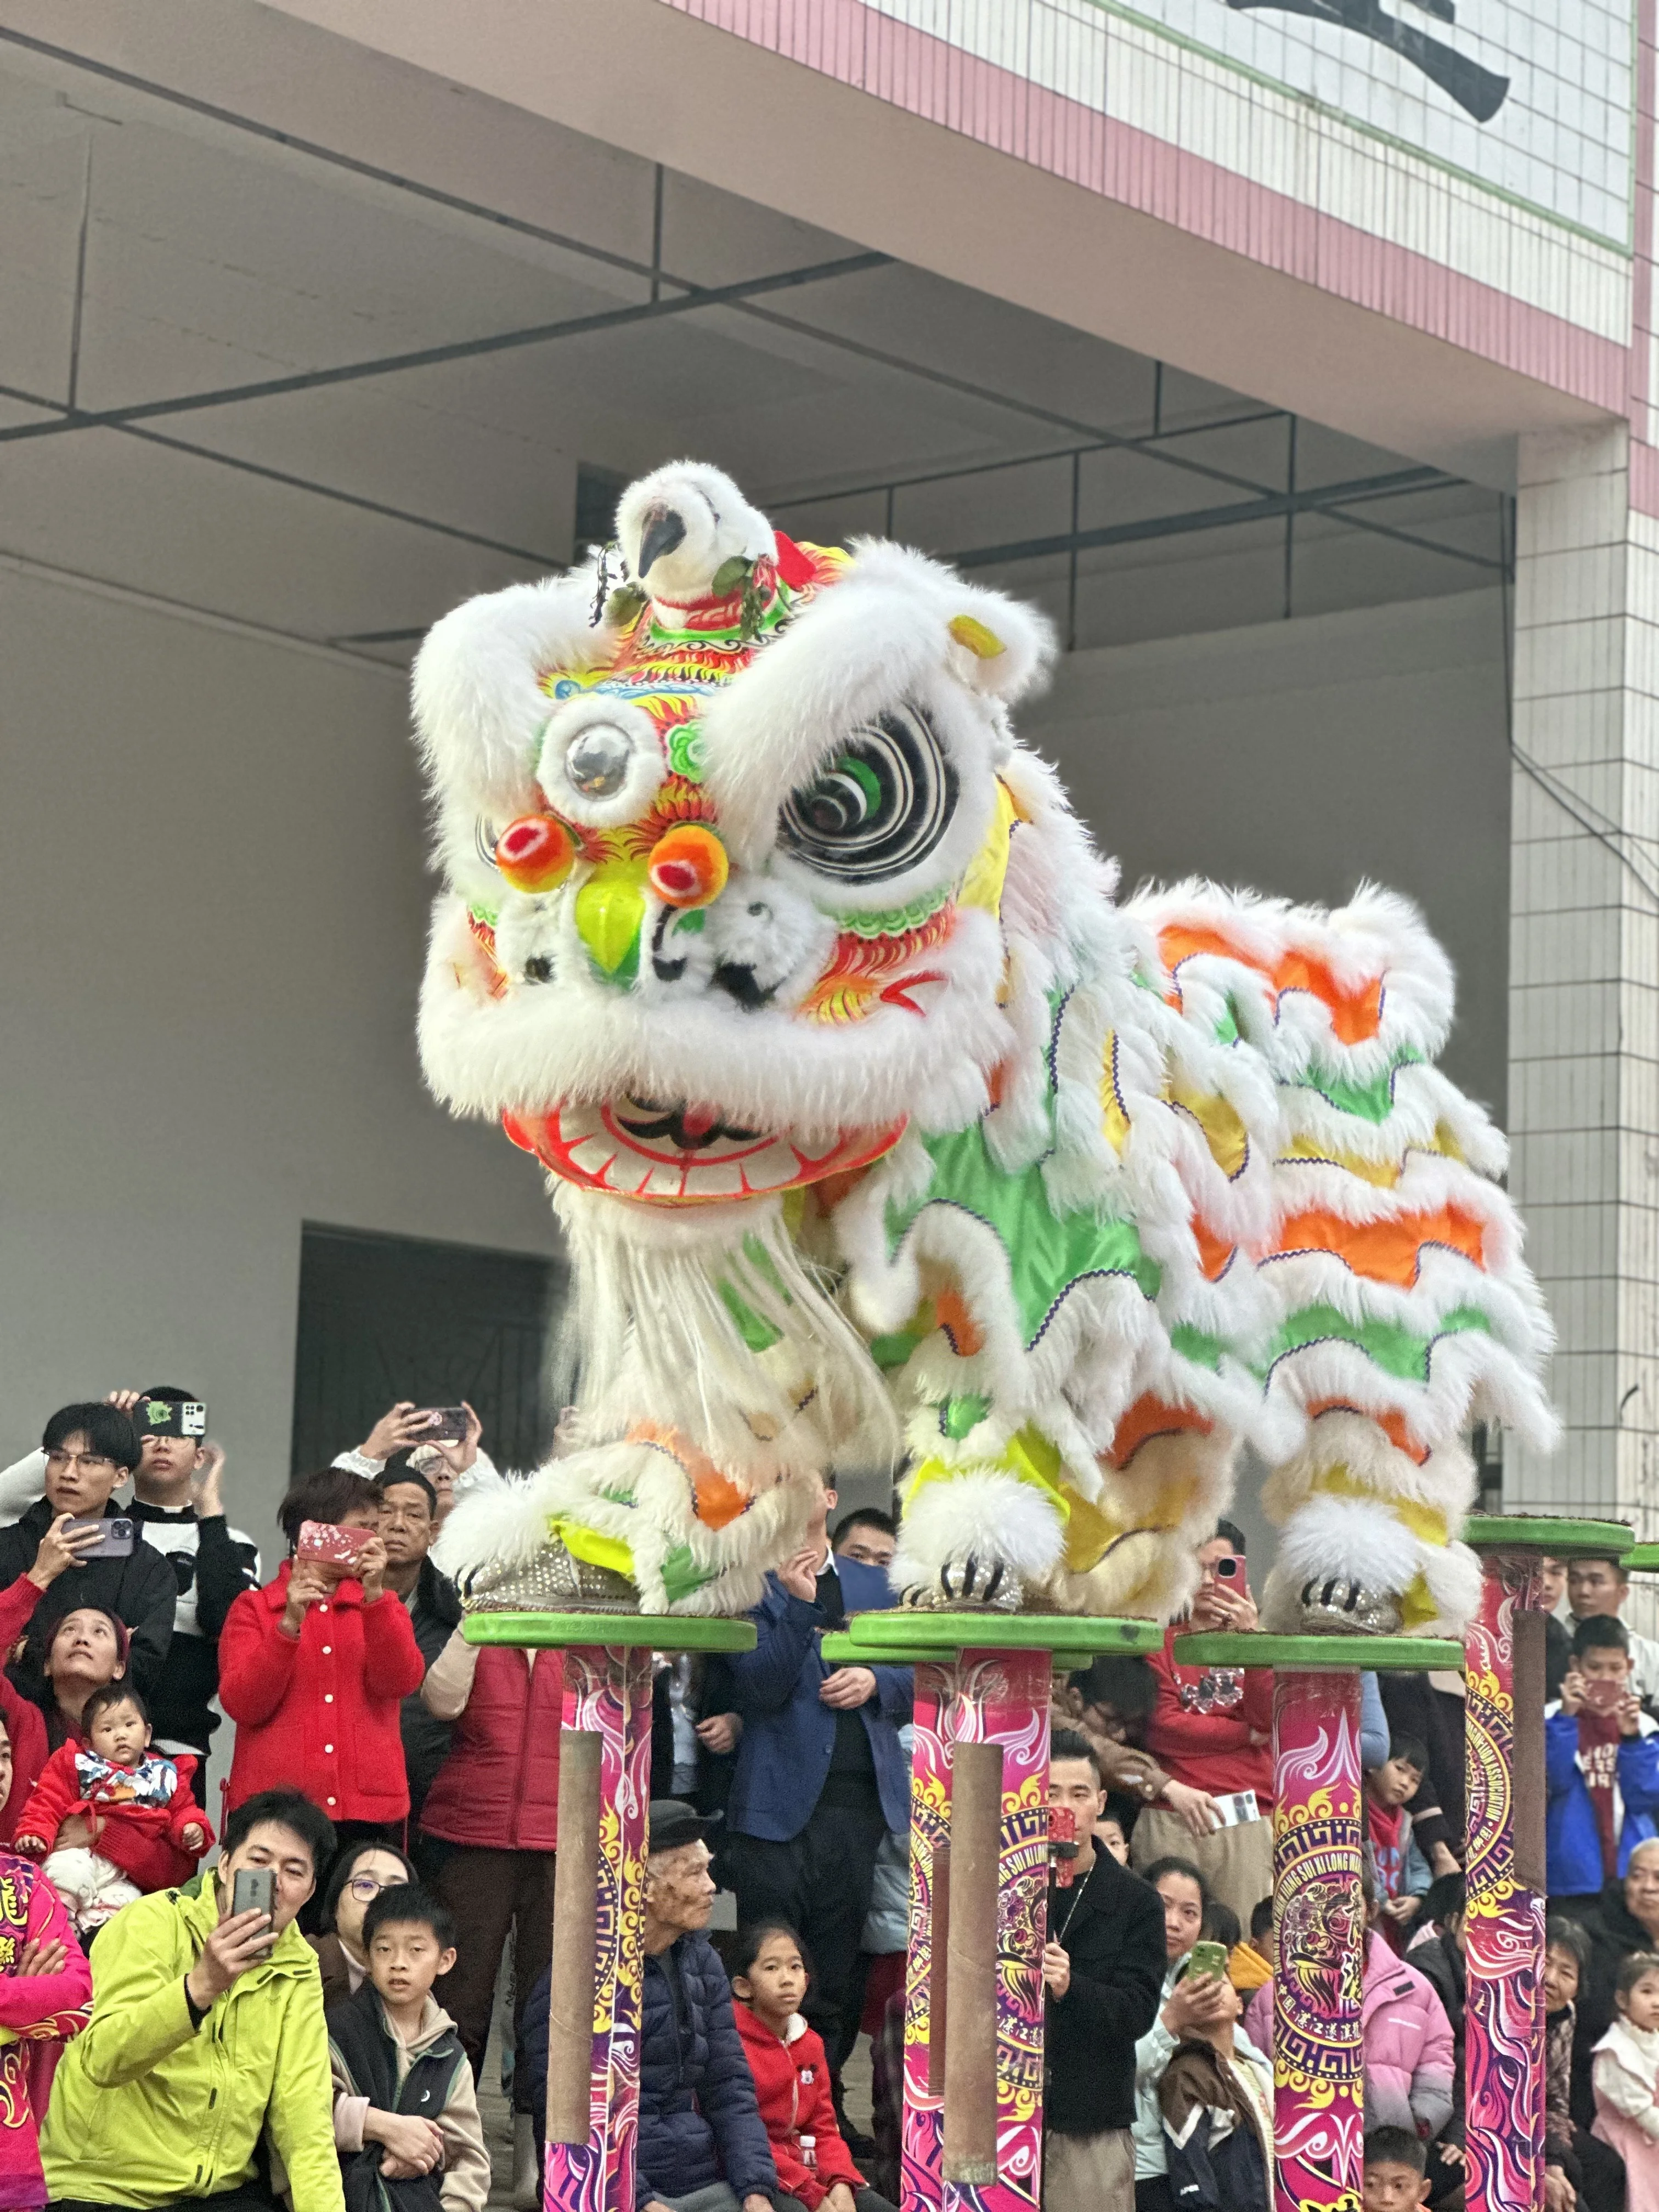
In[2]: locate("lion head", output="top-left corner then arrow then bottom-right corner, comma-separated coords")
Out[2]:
411,462 -> 1056,1209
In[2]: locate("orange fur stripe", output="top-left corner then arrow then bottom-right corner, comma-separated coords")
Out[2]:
1105,1395 -> 1214,1471
1275,1205 -> 1486,1285
934,1287 -> 985,1358
1305,1400 -> 1431,1465
627,1421 -> 751,1530
1193,1219 -> 1237,1282
1157,923 -> 1385,1044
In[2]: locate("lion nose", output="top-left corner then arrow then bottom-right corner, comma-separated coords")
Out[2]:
647,825 -> 728,910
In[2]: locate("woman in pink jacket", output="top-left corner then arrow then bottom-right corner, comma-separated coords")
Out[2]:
1244,1875 -> 1455,2143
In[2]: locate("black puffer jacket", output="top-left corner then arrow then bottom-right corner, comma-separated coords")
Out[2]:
524,1930 -> 776,2209
399,1556 -> 461,1819
0,1496 -> 177,1706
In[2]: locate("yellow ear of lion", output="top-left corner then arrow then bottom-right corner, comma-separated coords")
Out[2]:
949,613 -> 1005,659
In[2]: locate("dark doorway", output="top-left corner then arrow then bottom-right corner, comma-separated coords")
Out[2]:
290,1224 -> 566,1476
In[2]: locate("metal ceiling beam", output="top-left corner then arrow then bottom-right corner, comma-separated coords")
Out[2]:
949,466 -> 1460,568
0,249 -> 890,446
0,27 -> 1501,597
0,25 -> 680,291
3,24 -> 1448,533
0,376 -> 562,565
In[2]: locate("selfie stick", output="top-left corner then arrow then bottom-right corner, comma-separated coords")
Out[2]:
1461,1516 -> 1632,2212
823,1610 -> 1162,2212
1175,1631 -> 1464,2212
463,1613 -> 757,2212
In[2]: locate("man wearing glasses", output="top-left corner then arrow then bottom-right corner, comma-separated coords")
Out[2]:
0,1402 -> 177,1705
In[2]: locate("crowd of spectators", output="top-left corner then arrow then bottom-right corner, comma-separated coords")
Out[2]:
0,1386 -> 1656,2210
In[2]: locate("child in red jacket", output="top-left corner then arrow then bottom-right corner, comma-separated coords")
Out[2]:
13,1683 -> 211,1933
731,1922 -> 897,2212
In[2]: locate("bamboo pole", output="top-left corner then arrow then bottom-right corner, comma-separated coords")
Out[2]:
545,1727 -> 602,2147
941,1741 -> 1001,2186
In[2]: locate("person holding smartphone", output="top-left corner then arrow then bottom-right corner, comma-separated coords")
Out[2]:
1131,1522 -> 1274,1929
1040,1729 -> 1166,2209
0,1403 -> 176,1713
1547,1616 -> 1659,1910
216,1468 -> 425,1847
40,1787 -> 344,2212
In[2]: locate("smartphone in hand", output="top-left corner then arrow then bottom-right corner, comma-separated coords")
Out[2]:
1185,1940 -> 1229,1983
63,1516 -> 135,1560
230,1866 -> 275,1920
416,1407 -> 471,1443
296,1520 -> 372,1570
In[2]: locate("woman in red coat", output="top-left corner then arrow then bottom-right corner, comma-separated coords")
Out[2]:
217,1466 -> 424,1844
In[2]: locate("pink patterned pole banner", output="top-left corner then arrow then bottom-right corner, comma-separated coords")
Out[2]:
544,1644 -> 653,2212
900,1649 -> 1052,2212
1271,1670 -> 1365,2212
1464,1556 -> 1547,2212
902,1662 -> 947,2212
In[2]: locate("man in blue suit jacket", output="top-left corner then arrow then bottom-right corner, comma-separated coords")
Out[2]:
723,1471 -> 910,2101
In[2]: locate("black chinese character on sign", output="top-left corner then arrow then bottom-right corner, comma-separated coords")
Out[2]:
1227,0 -> 1510,122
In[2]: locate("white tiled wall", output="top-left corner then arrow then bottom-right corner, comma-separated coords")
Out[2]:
861,0 -> 1634,336
1509,426 -> 1659,1550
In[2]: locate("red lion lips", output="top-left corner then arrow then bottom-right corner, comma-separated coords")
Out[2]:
503,1097 -> 904,1204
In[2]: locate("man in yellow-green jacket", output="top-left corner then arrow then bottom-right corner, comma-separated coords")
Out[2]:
42,1788 -> 343,2211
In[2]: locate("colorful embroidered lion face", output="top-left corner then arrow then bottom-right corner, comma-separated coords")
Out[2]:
413,463 -> 1054,1206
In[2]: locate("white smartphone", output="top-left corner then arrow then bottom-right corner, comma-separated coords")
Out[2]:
1211,1789 -> 1261,1830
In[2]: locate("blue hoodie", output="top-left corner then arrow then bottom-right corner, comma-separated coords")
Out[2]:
1545,1703 -> 1659,1896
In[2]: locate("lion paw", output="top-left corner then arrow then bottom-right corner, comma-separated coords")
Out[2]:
899,1551 -> 1024,1612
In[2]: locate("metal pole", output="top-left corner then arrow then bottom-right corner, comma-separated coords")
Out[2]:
1271,1669 -> 1365,2212
1465,1553 -> 1548,2212
1066,448 -> 1081,653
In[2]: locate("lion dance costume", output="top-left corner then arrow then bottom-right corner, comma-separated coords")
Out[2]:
416,461 -> 1554,1636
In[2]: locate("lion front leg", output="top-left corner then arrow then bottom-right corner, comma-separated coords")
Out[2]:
1256,1412 -> 1482,1636
891,1413 -> 1233,1620
891,1457 -> 1068,1611
432,1430 -> 815,1617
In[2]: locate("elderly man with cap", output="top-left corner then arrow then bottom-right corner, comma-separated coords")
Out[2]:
523,1798 -> 776,2212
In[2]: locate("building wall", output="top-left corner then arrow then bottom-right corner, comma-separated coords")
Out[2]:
0,563 -> 564,1561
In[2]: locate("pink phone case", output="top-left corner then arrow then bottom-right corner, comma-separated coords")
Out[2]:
297,1520 -> 372,1567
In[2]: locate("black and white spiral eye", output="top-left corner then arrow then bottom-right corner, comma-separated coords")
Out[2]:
780,707 -> 957,883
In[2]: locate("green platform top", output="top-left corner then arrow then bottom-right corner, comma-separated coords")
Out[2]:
462,1611 -> 757,1653
834,1610 -> 1163,1659
1173,1632 -> 1464,1673
1464,1515 -> 1632,1557
820,1632 -> 1095,1667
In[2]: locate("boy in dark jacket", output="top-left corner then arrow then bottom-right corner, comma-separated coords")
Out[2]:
1157,1970 -> 1273,2211
524,1799 -> 777,2212
328,1883 -> 489,2212
1042,1729 -> 1167,2208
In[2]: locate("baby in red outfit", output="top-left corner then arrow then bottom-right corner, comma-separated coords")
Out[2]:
13,1683 -> 211,1932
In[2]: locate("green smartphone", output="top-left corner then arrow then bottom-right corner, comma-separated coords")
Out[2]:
1186,1940 -> 1229,1982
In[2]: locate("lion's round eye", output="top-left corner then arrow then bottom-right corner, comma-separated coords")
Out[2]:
566,725 -> 634,798
780,707 -> 957,882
